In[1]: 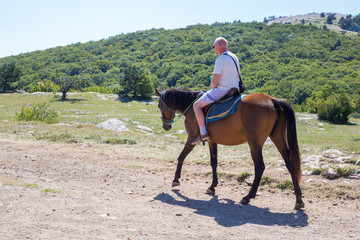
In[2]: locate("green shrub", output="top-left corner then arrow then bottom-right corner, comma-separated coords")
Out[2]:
276,180 -> 294,190
237,171 -> 251,182
260,176 -> 272,185
312,168 -> 323,175
16,103 -> 59,123
336,166 -> 354,177
27,80 -> 60,93
317,94 -> 354,123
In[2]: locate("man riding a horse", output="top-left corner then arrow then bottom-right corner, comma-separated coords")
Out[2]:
192,37 -> 241,145
155,37 -> 304,210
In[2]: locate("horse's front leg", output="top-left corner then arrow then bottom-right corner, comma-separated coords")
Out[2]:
172,137 -> 195,187
241,143 -> 265,205
206,142 -> 218,194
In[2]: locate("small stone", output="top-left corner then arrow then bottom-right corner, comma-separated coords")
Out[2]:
306,178 -> 313,183
321,168 -> 341,180
302,170 -> 312,176
322,149 -> 343,159
176,213 -> 182,216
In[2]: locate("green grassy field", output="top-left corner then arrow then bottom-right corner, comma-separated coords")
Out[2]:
0,92 -> 359,165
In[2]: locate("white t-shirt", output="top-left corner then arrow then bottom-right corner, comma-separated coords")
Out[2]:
213,51 -> 240,91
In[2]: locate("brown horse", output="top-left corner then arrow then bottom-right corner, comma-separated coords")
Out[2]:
155,88 -> 304,209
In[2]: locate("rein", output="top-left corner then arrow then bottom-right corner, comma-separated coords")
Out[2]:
160,91 -> 199,125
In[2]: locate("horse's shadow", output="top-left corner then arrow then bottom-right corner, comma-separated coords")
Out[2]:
152,189 -> 308,228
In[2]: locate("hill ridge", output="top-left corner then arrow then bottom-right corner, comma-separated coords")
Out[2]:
267,13 -> 358,36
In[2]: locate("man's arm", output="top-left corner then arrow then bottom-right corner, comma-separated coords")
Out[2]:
210,74 -> 221,88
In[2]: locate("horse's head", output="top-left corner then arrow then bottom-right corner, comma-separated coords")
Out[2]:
155,88 -> 175,131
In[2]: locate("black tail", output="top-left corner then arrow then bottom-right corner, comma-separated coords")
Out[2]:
272,99 -> 302,182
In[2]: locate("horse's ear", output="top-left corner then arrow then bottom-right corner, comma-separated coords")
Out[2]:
155,88 -> 161,97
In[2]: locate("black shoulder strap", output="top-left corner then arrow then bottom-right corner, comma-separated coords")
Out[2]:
223,53 -> 243,84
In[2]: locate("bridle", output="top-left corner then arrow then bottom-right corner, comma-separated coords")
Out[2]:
159,90 -> 200,127
159,91 -> 176,126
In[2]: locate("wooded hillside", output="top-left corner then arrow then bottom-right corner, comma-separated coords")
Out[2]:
0,19 -> 359,110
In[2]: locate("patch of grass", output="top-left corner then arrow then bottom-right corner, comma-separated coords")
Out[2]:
217,172 -> 235,179
344,141 -> 360,154
236,171 -> 251,182
84,134 -> 102,141
337,190 -> 348,196
41,188 -> 62,194
103,138 -> 136,145
260,176 -> 272,185
276,179 -> 294,190
312,168 -> 324,175
344,158 -> 358,164
336,166 -> 354,177
0,175 -> 39,189
35,131 -> 78,143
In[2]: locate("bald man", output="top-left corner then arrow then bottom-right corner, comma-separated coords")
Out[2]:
191,37 -> 241,145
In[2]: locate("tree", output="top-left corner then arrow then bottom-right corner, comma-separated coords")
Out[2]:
326,13 -> 336,24
339,16 -> 352,30
0,62 -> 21,92
137,73 -> 154,99
120,65 -> 140,99
53,74 -> 79,101
119,65 -> 154,99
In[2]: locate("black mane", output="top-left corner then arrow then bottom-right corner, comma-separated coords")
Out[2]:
163,88 -> 203,112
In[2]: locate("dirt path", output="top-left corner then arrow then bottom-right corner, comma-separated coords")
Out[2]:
0,139 -> 359,239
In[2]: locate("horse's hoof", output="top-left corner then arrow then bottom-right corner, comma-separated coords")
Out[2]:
241,198 -> 249,205
206,188 -> 215,195
294,202 -> 305,210
171,181 -> 180,187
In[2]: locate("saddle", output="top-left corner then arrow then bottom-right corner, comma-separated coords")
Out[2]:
203,88 -> 247,128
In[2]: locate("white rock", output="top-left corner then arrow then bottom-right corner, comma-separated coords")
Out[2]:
302,155 -> 325,168
135,125 -> 153,133
97,118 -> 129,131
302,170 -> 313,176
322,149 -> 343,159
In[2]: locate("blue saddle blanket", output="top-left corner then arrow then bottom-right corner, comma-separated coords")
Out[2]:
205,94 -> 247,127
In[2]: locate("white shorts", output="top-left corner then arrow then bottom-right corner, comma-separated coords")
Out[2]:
200,88 -> 229,103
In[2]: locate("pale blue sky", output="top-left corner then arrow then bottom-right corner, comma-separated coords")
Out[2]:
1,0 -> 359,58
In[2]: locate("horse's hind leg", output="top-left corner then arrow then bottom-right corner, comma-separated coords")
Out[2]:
172,137 -> 195,186
206,142 -> 218,194
270,135 -> 304,209
241,143 -> 265,205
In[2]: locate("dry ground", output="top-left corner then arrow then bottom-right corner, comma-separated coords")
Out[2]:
1,138 -> 359,240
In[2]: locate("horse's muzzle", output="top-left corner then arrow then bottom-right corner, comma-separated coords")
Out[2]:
162,124 -> 172,131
